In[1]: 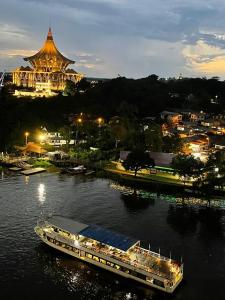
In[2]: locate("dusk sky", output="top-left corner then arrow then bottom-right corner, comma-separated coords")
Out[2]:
1,0 -> 225,78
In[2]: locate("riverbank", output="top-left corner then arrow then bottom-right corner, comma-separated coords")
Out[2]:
2,156 -> 225,197
102,165 -> 225,198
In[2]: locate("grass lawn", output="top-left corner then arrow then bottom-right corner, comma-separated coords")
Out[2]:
105,162 -> 190,186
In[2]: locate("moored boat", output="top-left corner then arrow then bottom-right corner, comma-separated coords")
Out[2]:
35,215 -> 183,293
60,165 -> 86,175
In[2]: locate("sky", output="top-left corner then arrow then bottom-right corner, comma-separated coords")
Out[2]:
1,0 -> 225,78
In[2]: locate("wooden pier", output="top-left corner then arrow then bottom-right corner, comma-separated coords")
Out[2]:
21,168 -> 46,175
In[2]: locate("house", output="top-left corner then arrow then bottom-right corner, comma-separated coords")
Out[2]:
201,119 -> 219,128
190,111 -> 206,122
210,136 -> 225,150
184,134 -> 209,154
160,111 -> 182,125
41,130 -> 75,147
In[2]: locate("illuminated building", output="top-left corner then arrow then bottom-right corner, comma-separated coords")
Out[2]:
13,28 -> 83,95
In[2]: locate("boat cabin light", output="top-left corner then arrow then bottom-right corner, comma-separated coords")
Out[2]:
74,240 -> 79,247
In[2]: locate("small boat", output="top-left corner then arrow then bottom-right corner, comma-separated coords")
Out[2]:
35,215 -> 183,293
60,165 -> 86,175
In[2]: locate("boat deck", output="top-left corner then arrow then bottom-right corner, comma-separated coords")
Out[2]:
43,227 -> 181,281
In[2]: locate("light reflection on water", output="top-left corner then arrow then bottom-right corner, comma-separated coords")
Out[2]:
38,183 -> 46,204
110,182 -> 225,209
0,172 -> 225,299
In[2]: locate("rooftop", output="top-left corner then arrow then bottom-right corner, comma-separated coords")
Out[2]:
80,224 -> 139,252
24,28 -> 74,72
46,215 -> 138,252
46,215 -> 89,235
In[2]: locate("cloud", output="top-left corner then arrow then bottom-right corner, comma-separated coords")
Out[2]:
183,40 -> 225,76
2,0 -> 225,77
0,49 -> 36,58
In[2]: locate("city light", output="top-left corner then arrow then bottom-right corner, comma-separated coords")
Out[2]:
97,117 -> 103,125
25,132 -> 29,145
38,134 -> 46,143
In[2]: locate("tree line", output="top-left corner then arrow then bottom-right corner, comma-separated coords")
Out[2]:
1,75 -> 225,150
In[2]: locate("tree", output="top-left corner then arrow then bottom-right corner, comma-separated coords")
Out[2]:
171,154 -> 204,185
64,80 -> 76,96
123,149 -> 155,177
109,116 -> 128,148
163,134 -> 183,153
59,125 -> 72,146
76,78 -> 91,92
201,151 -> 225,190
144,123 -> 163,151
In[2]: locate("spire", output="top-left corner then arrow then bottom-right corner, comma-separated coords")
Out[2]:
47,27 -> 53,40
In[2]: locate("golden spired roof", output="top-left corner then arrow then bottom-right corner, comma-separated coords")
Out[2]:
24,28 -> 75,72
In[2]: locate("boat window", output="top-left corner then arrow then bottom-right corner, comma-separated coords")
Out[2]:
114,264 -> 120,270
146,277 -> 153,283
153,279 -> 165,288
93,256 -> 99,262
100,259 -> 106,264
106,261 -> 114,267
122,268 -> 130,274
130,270 -> 137,277
137,272 -> 146,280
86,253 -> 92,259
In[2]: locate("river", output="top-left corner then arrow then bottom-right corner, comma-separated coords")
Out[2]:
0,171 -> 225,299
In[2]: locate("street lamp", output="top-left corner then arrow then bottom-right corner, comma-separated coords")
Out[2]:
75,118 -> 82,145
25,132 -> 29,145
39,134 -> 45,144
97,117 -> 103,127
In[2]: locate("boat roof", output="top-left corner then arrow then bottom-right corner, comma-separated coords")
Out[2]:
46,215 -> 139,251
80,224 -> 139,252
46,215 -> 89,235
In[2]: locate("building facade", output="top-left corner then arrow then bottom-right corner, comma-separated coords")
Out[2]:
13,28 -> 83,92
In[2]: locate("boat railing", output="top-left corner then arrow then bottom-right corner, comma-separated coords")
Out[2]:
134,246 -> 179,265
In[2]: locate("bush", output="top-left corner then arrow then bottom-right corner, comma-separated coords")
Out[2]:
32,159 -> 53,168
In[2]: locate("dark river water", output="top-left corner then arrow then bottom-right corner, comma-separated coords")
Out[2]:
0,171 -> 225,300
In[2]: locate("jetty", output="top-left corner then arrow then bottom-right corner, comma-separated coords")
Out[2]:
21,168 -> 46,175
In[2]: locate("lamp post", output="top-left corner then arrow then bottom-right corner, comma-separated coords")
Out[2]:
25,132 -> 29,145
97,117 -> 103,127
75,118 -> 82,145
97,117 -> 103,136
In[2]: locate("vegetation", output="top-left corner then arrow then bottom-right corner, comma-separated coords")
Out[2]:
1,75 -> 225,150
162,134 -> 184,153
123,149 -> 155,177
171,154 -> 204,185
31,159 -> 53,168
144,123 -> 163,152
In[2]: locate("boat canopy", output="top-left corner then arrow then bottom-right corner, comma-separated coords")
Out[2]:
46,215 -> 89,235
80,225 -> 139,252
46,215 -> 139,251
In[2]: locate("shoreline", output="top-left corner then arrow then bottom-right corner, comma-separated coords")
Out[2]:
2,160 -> 225,199
100,168 -> 225,199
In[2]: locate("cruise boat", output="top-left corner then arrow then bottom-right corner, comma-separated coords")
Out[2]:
35,215 -> 183,293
